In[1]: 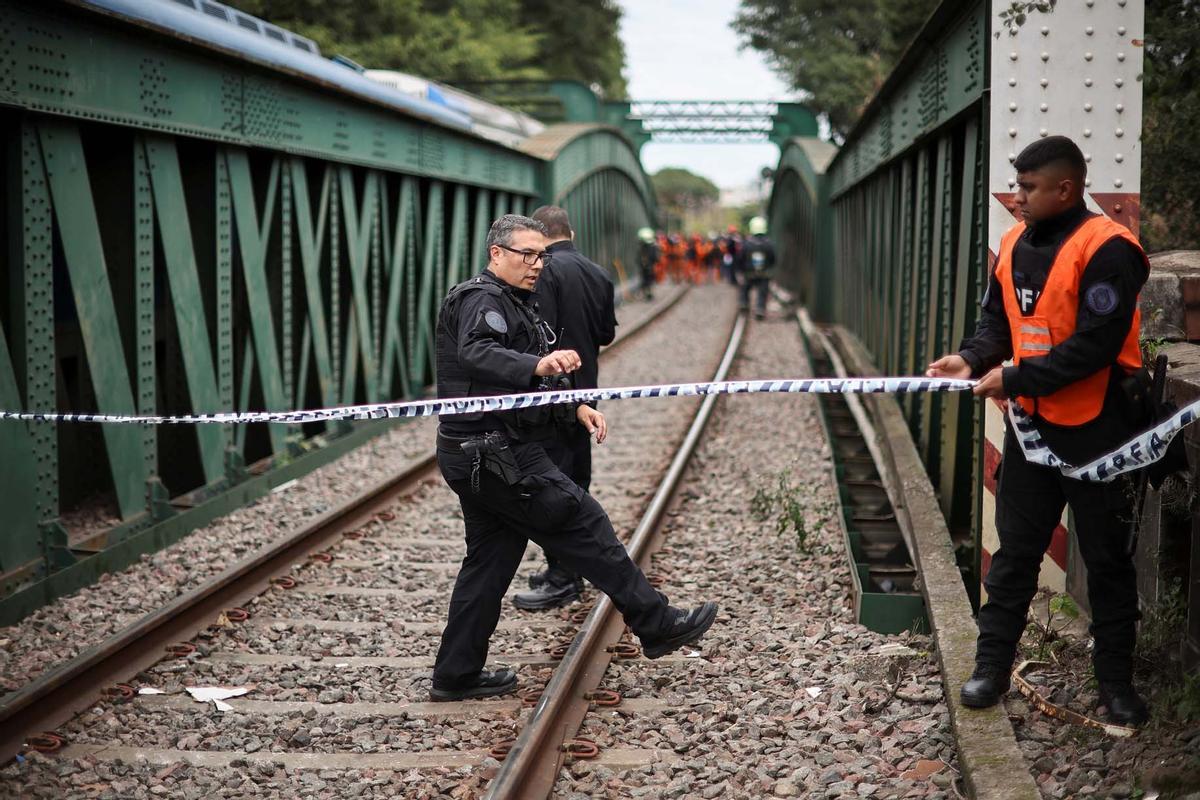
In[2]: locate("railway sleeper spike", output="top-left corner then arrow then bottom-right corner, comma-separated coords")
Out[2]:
584,688 -> 622,707
562,738 -> 600,760
102,683 -> 136,702
224,607 -> 250,622
27,732 -> 66,754
308,552 -> 334,564
373,510 -> 396,523
548,642 -> 572,660
165,642 -> 196,658
607,642 -> 641,659
488,739 -> 516,761
568,608 -> 593,624
271,575 -> 298,589
343,529 -> 365,540
518,687 -> 543,707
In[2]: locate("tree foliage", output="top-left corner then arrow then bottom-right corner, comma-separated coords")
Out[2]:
651,167 -> 721,215
1142,0 -> 1200,251
230,0 -> 626,96
732,0 -> 940,136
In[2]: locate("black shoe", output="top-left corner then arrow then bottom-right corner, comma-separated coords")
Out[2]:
640,602 -> 718,659
1099,681 -> 1149,727
513,579 -> 581,610
527,569 -> 550,590
960,662 -> 1012,708
430,668 -> 518,702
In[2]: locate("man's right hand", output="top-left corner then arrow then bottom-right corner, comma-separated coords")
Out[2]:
926,354 -> 972,380
535,349 -> 582,377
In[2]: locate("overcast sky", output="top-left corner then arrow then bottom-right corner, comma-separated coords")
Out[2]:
616,0 -> 795,190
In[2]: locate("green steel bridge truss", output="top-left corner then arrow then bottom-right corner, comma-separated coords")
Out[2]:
768,1 -> 989,600
0,1 -> 653,622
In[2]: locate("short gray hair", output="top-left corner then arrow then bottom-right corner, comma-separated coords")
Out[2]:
485,214 -> 547,253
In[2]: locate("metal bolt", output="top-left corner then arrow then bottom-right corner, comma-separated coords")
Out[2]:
1086,26 -> 1094,35
1008,179 -> 1017,188
1084,52 -> 1094,61
1041,78 -> 1049,87
1085,178 -> 1092,187
1009,77 -> 1018,87
1115,78 -> 1124,87
1086,0 -> 1094,6
1040,103 -> 1048,112
1041,52 -> 1050,62
1085,78 -> 1093,87
1114,177 -> 1124,187
1084,102 -> 1093,112
1041,26 -> 1049,35
1009,128 -> 1018,137
1039,129 -> 1048,137
1116,102 -> 1124,112
1083,129 -> 1093,138
1115,128 -> 1124,137
1009,102 -> 1018,111
1114,203 -> 1123,213
1115,153 -> 1124,163
1008,153 -> 1016,162
1117,52 -> 1126,62
1084,153 -> 1092,162
1118,26 -> 1127,35
1010,52 -> 1018,61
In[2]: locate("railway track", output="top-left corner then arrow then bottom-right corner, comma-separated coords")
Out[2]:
1,284 -> 744,799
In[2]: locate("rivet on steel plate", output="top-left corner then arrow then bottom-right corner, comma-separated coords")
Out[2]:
1008,77 -> 1017,87
165,642 -> 196,658
1084,52 -> 1094,61
1083,129 -> 1093,138
489,739 -> 515,761
1040,52 -> 1049,62
1117,53 -> 1126,62
1009,102 -> 1018,112
1114,203 -> 1123,213
1085,78 -> 1093,87
1008,153 -> 1016,163
1114,178 -> 1124,188
1085,153 -> 1092,162
1115,78 -> 1124,87
1115,153 -> 1124,163
27,733 -> 66,754
1115,128 -> 1124,137
1040,26 -> 1048,35
1039,129 -> 1048,138
1084,103 -> 1093,112
585,689 -> 622,707
608,642 -> 641,659
1040,78 -> 1048,88
1085,179 -> 1093,187
1118,26 -> 1126,35
1085,26 -> 1094,35
1008,128 -> 1018,138
562,738 -> 600,759
1009,52 -> 1018,61
1116,103 -> 1124,112
1040,103 -> 1048,112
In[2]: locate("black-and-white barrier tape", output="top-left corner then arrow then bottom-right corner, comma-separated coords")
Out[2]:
1008,398 -> 1198,483
0,374 -> 1193,484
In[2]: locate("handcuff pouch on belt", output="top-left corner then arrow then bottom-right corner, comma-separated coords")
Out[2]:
460,432 -> 539,495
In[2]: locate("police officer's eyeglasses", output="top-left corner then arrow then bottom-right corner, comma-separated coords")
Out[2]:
495,244 -> 552,266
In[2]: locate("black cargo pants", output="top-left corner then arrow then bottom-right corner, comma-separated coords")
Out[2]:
976,425 -> 1140,682
542,424 -> 593,584
431,436 -> 668,689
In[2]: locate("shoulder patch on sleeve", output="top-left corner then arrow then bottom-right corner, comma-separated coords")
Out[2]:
484,310 -> 508,334
1084,282 -> 1119,316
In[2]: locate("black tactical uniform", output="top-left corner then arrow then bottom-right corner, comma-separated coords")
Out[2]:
513,240 -> 618,605
431,270 -> 702,693
737,235 -> 776,318
638,240 -> 660,300
959,202 -> 1149,690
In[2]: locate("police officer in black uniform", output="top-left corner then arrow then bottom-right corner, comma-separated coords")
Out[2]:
637,227 -> 659,301
430,214 -> 717,701
928,137 -> 1151,725
510,205 -> 618,610
737,216 -> 776,320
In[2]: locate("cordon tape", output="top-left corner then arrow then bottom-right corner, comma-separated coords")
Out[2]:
0,375 -> 1194,484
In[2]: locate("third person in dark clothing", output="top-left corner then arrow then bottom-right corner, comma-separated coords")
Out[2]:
513,204 -> 618,610
738,216 -> 776,320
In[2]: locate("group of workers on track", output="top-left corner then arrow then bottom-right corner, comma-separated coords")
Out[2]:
430,134 -> 1166,729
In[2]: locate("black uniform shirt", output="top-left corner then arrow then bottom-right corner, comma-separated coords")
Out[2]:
957,202 -> 1149,462
534,240 -> 617,393
437,270 -> 543,437
737,235 -> 777,276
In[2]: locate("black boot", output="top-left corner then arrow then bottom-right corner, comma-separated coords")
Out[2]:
639,602 -> 718,659
430,668 -> 518,702
527,569 -> 550,590
960,662 -> 1012,708
1098,681 -> 1150,727
513,578 -> 582,610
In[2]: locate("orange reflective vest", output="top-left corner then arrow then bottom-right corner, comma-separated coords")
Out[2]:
994,215 -> 1145,426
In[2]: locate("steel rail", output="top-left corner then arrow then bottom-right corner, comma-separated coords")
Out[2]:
484,310 -> 747,800
0,284 -> 688,764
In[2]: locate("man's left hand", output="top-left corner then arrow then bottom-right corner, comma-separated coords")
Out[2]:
576,405 -> 607,444
973,367 -> 1008,399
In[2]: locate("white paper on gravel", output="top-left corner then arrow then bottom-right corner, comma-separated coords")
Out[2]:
186,686 -> 250,712
136,687 -> 165,695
